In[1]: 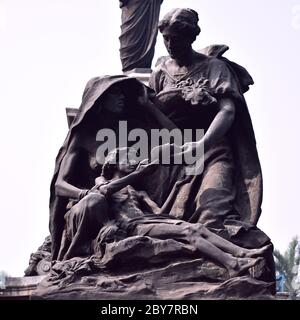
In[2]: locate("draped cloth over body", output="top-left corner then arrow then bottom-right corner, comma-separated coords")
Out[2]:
119,0 -> 164,72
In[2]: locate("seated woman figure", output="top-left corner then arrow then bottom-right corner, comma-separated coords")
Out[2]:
149,8 -> 263,232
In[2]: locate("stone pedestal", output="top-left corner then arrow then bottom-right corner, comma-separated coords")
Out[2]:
0,276 -> 45,300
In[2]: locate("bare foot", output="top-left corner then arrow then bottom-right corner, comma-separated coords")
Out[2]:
229,257 -> 265,278
248,257 -> 266,279
245,244 -> 272,258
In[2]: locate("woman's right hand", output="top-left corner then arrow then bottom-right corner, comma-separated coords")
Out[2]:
150,143 -> 186,164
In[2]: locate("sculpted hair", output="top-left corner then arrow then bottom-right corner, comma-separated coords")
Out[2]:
158,8 -> 201,43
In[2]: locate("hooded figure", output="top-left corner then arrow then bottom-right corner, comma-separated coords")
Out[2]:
119,0 -> 164,71
49,75 -> 177,260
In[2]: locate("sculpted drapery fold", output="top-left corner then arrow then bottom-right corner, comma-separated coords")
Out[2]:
119,0 -> 164,72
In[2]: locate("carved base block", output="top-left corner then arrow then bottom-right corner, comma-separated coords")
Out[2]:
32,258 -> 275,300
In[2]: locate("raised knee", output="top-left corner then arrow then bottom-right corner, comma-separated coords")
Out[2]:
186,223 -> 206,237
183,224 -> 197,236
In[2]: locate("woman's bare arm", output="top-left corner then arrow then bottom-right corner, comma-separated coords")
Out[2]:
202,98 -> 235,151
99,163 -> 156,197
55,150 -> 88,200
180,98 -> 235,156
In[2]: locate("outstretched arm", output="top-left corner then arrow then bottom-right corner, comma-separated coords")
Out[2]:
203,98 -> 235,150
99,162 -> 156,197
55,134 -> 89,200
181,98 -> 236,156
55,150 -> 88,200
145,98 -> 235,163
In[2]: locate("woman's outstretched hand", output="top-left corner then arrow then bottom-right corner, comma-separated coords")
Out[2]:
148,141 -> 204,165
136,158 -> 158,174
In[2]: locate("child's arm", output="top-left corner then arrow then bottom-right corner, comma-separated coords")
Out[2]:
99,162 -> 156,197
136,191 -> 161,214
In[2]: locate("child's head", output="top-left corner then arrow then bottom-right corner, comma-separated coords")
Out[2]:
101,147 -> 139,179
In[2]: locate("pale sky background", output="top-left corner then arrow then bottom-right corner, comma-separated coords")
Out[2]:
0,0 -> 299,276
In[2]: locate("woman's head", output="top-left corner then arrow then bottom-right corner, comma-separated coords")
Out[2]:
159,8 -> 201,59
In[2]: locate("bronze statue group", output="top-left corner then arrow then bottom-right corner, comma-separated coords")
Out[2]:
30,6 -> 276,299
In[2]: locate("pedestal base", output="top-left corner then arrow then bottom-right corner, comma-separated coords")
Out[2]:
0,276 -> 45,300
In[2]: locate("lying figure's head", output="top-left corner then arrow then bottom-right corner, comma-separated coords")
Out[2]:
101,147 -> 139,179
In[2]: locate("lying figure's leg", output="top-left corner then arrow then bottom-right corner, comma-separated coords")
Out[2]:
191,223 -> 271,258
132,220 -> 264,278
133,221 -> 188,241
190,234 -> 265,278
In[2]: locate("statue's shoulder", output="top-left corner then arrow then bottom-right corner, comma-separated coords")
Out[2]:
199,44 -> 230,58
199,45 -> 254,93
151,55 -> 169,76
149,56 -> 170,91
150,55 -> 178,82
154,55 -> 169,68
197,45 -> 230,70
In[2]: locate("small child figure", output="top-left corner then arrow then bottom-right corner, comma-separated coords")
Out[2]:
58,147 -> 157,260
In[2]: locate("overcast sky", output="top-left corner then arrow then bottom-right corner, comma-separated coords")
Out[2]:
0,0 -> 299,276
